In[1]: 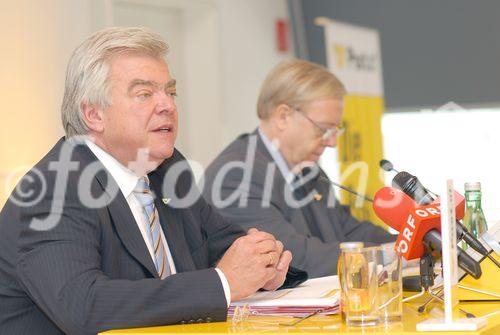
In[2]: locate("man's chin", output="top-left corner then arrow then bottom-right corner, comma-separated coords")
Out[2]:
155,147 -> 175,161
127,147 -> 175,175
307,155 -> 320,164
151,141 -> 176,159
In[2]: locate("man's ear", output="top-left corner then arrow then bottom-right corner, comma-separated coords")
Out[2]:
274,104 -> 293,131
81,102 -> 105,133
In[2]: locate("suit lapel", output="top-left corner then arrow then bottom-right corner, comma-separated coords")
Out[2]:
77,143 -> 158,278
253,131 -> 310,229
305,173 -> 345,241
253,131 -> 318,231
106,193 -> 159,277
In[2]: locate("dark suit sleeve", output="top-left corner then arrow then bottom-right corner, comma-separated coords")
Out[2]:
219,200 -> 343,278
192,194 -> 246,267
16,196 -> 228,335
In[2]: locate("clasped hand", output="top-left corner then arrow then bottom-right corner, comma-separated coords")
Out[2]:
217,228 -> 292,301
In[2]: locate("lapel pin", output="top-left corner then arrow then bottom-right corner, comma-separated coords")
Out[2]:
313,193 -> 322,201
162,198 -> 171,205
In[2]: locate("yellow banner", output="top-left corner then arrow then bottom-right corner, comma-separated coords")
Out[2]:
338,95 -> 385,226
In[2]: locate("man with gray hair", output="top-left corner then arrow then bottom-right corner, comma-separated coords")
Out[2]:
203,59 -> 395,278
0,27 -> 293,334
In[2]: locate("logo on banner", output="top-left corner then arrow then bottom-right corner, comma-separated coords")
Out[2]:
333,43 -> 377,72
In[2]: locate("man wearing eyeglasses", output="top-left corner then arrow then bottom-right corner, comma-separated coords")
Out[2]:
203,59 -> 395,278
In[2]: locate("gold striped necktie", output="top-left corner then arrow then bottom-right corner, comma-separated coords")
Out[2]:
133,176 -> 170,279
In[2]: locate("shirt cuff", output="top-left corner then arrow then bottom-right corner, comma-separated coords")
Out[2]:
214,267 -> 231,307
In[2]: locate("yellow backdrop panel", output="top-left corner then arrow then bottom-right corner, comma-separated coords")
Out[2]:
337,95 -> 385,227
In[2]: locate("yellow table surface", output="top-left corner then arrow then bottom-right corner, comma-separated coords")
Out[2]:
102,300 -> 500,335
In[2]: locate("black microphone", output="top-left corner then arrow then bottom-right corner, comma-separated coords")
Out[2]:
380,159 -> 438,197
392,171 -> 500,269
318,174 -> 374,203
330,180 -> 374,203
420,225 -> 482,279
392,171 -> 434,205
379,159 -> 400,173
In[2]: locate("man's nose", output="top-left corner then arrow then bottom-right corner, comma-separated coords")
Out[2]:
155,92 -> 176,114
323,134 -> 337,147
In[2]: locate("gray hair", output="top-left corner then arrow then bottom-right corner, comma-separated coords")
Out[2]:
61,27 -> 169,137
257,58 -> 345,119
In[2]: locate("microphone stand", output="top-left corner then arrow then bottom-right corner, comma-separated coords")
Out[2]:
402,249 -> 436,304
419,251 -> 436,292
403,247 -> 476,318
415,251 -> 445,312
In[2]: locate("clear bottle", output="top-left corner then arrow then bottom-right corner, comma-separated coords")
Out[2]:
337,242 -> 364,322
462,182 -> 488,250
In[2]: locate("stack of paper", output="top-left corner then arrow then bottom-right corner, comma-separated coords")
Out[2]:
228,275 -> 340,317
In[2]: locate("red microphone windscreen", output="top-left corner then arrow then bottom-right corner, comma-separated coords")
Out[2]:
429,191 -> 466,219
373,187 -> 417,232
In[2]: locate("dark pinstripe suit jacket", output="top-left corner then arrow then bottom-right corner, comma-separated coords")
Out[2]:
0,138 -> 245,334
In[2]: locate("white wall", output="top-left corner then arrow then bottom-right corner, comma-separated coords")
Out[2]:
109,0 -> 294,168
382,109 -> 500,225
0,0 -> 94,205
0,0 -> 293,204
216,0 -> 293,145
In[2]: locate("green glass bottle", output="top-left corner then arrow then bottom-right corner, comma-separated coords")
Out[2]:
462,182 -> 488,250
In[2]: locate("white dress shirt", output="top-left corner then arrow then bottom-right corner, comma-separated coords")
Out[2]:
258,127 -> 296,184
85,140 -> 231,306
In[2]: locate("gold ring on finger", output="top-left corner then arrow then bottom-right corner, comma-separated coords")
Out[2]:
268,253 -> 274,266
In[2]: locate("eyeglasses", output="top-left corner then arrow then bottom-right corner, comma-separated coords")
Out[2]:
294,108 -> 345,140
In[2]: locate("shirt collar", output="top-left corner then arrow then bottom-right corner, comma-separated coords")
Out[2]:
85,139 -> 140,198
257,127 -> 296,184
